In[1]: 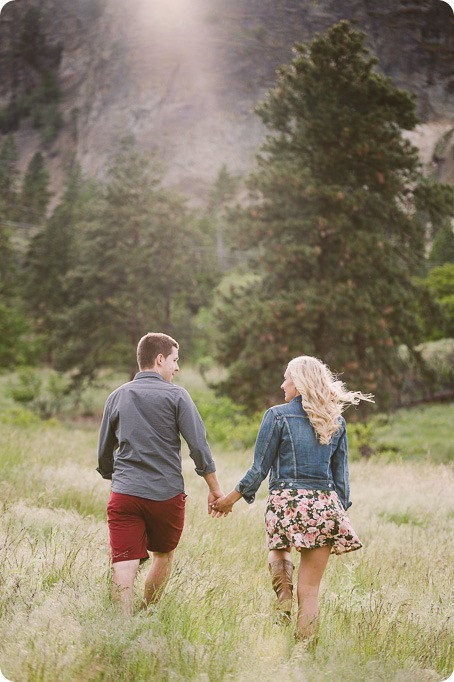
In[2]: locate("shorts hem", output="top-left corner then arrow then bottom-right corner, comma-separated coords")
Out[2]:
111,552 -> 149,564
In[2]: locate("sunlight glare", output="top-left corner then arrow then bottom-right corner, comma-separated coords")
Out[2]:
143,0 -> 199,31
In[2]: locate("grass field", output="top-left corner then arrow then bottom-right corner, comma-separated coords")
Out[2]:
0,369 -> 453,681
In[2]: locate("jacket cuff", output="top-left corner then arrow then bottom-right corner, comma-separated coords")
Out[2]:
235,484 -> 254,504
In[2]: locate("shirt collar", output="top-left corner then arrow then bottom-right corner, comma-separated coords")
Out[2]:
133,370 -> 166,381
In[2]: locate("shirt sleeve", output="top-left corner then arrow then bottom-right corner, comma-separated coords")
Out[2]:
330,423 -> 351,510
235,408 -> 281,504
96,399 -> 117,480
176,389 -> 216,476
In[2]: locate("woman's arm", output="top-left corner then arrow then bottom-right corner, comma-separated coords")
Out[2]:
330,425 -> 351,510
216,408 -> 281,511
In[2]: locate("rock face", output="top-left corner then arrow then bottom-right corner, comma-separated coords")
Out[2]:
0,0 -> 453,201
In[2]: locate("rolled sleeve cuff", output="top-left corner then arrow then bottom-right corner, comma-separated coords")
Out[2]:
195,462 -> 217,476
96,466 -> 113,480
235,483 -> 254,504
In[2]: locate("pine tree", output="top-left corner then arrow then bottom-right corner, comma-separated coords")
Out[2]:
0,135 -> 19,292
0,135 -> 31,368
0,135 -> 19,216
19,151 -> 51,225
207,165 -> 240,270
23,162 -> 85,358
53,145 -> 212,381
214,21 -> 454,410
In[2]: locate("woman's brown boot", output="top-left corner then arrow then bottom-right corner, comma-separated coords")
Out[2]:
268,559 -> 293,619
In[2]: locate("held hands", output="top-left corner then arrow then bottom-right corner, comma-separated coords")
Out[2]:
211,495 -> 234,516
209,489 -> 242,518
208,493 -> 231,517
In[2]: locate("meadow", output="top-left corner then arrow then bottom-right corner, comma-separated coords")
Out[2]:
0,369 -> 453,682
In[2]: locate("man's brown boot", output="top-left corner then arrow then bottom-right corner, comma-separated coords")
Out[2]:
268,559 -> 293,619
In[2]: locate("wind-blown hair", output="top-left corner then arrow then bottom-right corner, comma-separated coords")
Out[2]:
287,356 -> 374,445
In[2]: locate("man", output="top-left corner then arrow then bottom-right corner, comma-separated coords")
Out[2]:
97,332 -> 224,614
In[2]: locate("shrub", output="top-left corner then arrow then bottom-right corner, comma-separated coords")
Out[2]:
7,368 -> 71,419
192,390 -> 261,449
399,338 -> 454,405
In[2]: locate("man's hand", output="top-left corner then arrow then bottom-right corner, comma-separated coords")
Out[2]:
208,489 -> 225,516
204,472 -> 225,515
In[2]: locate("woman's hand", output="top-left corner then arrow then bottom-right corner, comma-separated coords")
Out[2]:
210,490 -> 242,517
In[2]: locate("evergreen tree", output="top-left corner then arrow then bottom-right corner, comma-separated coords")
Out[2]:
23,162 -> 85,357
207,165 -> 240,270
0,135 -> 32,368
0,136 -> 19,292
19,151 -> 51,225
214,21 -> 454,410
425,264 -> 454,338
54,145 -> 212,381
428,224 -> 454,267
0,134 -> 19,216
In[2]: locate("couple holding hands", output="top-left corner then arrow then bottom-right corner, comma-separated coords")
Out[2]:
97,332 -> 372,640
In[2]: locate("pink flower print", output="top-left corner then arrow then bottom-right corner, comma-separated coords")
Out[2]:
265,512 -> 278,527
323,520 -> 335,532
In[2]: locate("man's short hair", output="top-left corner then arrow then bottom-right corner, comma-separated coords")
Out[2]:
137,333 -> 179,370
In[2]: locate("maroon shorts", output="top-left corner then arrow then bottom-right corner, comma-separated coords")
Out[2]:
107,491 -> 186,563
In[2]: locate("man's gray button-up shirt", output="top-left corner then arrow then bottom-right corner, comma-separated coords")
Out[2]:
97,371 -> 216,501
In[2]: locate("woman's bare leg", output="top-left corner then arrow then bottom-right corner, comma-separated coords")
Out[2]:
297,545 -> 331,639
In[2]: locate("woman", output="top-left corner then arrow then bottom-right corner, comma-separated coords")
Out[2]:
212,355 -> 373,640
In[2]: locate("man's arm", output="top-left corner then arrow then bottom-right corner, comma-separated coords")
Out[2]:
97,401 -> 117,480
203,471 -> 225,514
176,389 -> 217,477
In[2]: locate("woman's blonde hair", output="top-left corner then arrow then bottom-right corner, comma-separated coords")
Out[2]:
287,356 -> 374,445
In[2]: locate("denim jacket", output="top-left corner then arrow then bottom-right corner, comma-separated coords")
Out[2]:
235,396 -> 352,510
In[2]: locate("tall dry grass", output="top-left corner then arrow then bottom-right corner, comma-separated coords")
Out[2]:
0,416 -> 453,681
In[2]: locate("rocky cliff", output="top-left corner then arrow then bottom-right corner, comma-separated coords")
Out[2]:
0,0 -> 453,202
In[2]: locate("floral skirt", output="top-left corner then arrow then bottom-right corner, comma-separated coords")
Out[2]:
265,488 -> 362,555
